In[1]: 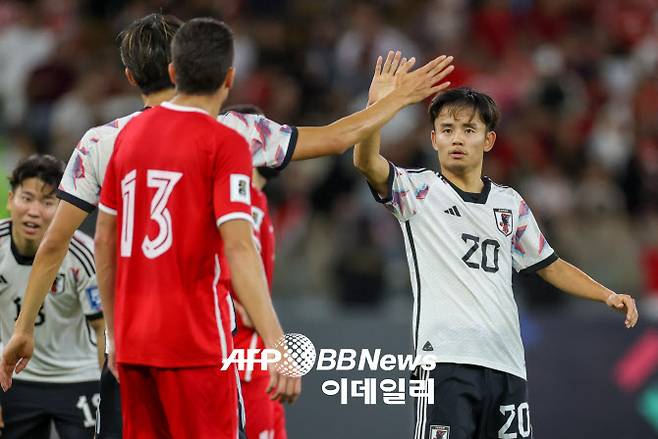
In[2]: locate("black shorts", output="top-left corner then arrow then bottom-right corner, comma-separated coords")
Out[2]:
96,357 -> 122,439
413,363 -> 532,439
0,378 -> 98,439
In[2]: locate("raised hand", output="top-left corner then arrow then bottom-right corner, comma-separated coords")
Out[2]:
606,292 -> 639,328
368,50 -> 408,105
389,53 -> 454,106
0,331 -> 34,391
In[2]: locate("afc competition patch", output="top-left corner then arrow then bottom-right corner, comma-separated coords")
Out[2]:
493,208 -> 513,237
85,285 -> 102,312
430,425 -> 450,439
50,273 -> 66,295
230,174 -> 251,205
252,206 -> 265,230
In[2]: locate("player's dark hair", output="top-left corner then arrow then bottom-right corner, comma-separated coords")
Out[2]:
171,18 -> 234,95
118,13 -> 182,95
9,154 -> 64,192
428,87 -> 500,132
223,104 -> 280,181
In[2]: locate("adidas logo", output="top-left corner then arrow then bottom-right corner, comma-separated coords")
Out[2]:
444,206 -> 461,217
422,341 -> 434,352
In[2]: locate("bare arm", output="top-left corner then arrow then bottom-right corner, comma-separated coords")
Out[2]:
88,318 -> 106,369
94,211 -> 117,377
220,219 -> 301,403
537,258 -> 638,328
293,53 -> 454,160
0,201 -> 88,390
354,52 -> 453,197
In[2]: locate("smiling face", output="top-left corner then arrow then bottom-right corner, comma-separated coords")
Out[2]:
7,177 -> 58,246
430,105 -> 496,177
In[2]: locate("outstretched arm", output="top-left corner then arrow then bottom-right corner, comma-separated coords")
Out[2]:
293,53 -> 454,160
354,51 -> 453,197
537,258 -> 638,328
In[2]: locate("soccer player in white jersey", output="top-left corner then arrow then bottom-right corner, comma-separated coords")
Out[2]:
354,52 -> 639,439
0,155 -> 104,439
0,13 -> 454,436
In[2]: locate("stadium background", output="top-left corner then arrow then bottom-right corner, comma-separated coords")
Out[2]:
1,0 -> 657,437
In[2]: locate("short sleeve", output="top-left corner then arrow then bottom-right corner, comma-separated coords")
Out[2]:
57,128 -> 102,212
213,131 -> 254,227
368,162 -> 432,222
98,149 -> 119,216
512,197 -> 558,273
70,235 -> 103,320
219,111 -> 298,170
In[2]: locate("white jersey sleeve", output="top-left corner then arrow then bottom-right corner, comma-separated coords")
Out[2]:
218,111 -> 298,170
70,232 -> 102,319
369,162 -> 433,222
57,112 -> 141,211
512,195 -> 558,273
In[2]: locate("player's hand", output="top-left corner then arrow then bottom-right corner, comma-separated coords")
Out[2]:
235,302 -> 254,329
108,349 -> 119,383
390,53 -> 454,106
368,50 -> 406,105
606,292 -> 638,328
267,368 -> 302,404
0,331 -> 35,391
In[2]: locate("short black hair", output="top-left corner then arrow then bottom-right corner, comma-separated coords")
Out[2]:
171,18 -> 234,95
9,154 -> 64,192
428,87 -> 500,132
223,104 -> 280,181
118,13 -> 182,95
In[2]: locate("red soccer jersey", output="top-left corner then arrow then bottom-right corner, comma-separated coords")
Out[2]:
233,185 -> 275,380
99,102 -> 253,368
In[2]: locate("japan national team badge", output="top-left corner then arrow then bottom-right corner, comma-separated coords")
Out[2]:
493,208 -> 513,237
50,273 -> 65,295
430,425 -> 450,439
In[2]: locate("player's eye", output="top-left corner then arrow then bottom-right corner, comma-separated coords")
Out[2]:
442,128 -> 452,134
465,128 -> 475,134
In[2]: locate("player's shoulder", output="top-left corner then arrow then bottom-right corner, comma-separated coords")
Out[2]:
77,111 -> 142,151
487,177 -> 523,202
65,230 -> 95,277
395,165 -> 438,180
0,219 -> 10,242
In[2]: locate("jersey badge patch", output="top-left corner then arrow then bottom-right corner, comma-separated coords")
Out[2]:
85,286 -> 102,312
493,208 -> 513,237
230,174 -> 251,205
50,273 -> 65,296
430,425 -> 450,439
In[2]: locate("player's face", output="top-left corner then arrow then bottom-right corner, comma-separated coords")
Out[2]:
430,106 -> 495,175
7,178 -> 59,244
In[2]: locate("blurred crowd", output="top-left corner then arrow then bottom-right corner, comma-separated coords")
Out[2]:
1,0 -> 657,310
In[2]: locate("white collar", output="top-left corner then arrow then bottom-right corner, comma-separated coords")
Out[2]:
161,101 -> 210,116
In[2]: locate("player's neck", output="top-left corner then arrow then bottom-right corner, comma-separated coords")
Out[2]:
11,227 -> 39,258
441,168 -> 484,193
169,92 -> 224,118
142,88 -> 176,108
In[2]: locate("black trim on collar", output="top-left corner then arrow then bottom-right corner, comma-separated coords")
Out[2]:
274,126 -> 298,171
439,174 -> 492,204
56,190 -> 96,213
367,161 -> 395,204
9,223 -> 35,266
519,252 -> 559,275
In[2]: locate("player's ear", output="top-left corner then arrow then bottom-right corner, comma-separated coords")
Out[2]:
430,130 -> 439,152
6,191 -> 14,212
484,130 -> 496,153
223,67 -> 235,89
168,63 -> 177,86
124,68 -> 138,87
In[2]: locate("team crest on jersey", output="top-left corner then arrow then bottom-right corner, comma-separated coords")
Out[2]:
493,208 -> 513,237
430,425 -> 450,439
50,273 -> 65,295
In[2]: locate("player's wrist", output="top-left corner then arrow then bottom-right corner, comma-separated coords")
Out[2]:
13,317 -> 35,336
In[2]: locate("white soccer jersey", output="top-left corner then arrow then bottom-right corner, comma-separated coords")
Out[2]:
371,163 -> 557,380
57,108 -> 298,213
0,220 -> 102,383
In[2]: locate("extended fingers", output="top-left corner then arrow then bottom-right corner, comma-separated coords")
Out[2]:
624,296 -> 638,328
389,51 -> 402,74
373,56 -> 383,77
382,50 -> 396,74
396,57 -> 416,75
